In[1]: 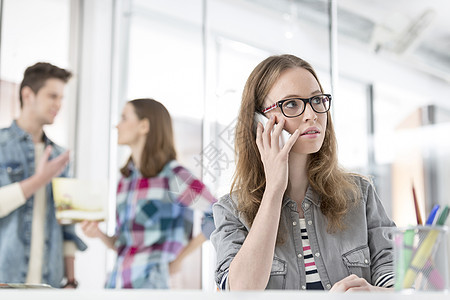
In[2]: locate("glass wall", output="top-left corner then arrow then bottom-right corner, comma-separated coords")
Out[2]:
335,0 -> 450,230
125,0 -> 205,173
106,0 -> 450,290
114,0 -> 333,290
2,0 -> 450,290
0,0 -> 75,148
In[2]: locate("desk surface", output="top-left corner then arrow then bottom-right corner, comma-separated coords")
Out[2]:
0,290 -> 449,300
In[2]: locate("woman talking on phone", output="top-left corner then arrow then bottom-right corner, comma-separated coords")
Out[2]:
210,54 -> 395,292
82,98 -> 216,289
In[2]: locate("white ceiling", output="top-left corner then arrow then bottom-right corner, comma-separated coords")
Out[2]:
248,0 -> 450,83
339,0 -> 450,80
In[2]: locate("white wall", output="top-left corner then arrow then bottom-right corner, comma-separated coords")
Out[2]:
74,0 -> 115,289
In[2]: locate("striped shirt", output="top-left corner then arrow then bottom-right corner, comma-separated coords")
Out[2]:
299,219 -> 323,290
375,271 -> 394,288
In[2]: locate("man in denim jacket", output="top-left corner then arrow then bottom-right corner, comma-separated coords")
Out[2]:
0,62 -> 86,288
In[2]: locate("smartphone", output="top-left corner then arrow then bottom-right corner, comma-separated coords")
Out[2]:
254,112 -> 291,148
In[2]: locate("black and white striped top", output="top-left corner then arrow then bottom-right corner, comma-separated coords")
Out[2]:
299,219 -> 323,290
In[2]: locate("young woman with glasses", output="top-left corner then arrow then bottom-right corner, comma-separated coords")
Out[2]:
81,99 -> 216,289
211,54 -> 395,292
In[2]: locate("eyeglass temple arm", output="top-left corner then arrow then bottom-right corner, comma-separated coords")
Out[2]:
261,103 -> 278,114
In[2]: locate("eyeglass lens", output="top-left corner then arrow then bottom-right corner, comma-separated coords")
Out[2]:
282,95 -> 330,117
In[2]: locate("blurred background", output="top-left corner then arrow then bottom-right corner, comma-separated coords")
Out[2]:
1,0 -> 449,290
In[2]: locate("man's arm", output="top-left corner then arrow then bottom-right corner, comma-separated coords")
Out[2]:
63,256 -> 77,288
20,146 -> 69,199
0,183 -> 26,217
62,242 -> 77,288
0,146 -> 69,218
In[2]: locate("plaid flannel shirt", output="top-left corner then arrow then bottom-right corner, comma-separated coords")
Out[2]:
106,160 -> 216,288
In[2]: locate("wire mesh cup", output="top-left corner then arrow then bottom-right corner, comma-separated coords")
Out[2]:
394,225 -> 449,291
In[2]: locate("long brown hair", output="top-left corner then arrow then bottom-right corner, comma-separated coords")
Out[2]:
120,98 -> 177,178
231,54 -> 358,233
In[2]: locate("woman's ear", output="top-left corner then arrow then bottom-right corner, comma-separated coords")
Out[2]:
139,118 -> 150,135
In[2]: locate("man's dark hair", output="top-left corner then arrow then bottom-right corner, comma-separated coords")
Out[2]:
19,62 -> 72,108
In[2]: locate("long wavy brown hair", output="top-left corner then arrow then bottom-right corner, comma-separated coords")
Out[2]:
231,54 -> 359,233
120,98 -> 177,178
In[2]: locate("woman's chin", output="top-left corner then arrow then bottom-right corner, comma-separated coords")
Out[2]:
290,143 -> 322,155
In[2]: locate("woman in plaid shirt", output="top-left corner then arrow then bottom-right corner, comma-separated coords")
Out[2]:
82,98 -> 216,288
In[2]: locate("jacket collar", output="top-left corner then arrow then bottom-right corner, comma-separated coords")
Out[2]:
10,120 -> 53,145
282,184 -> 321,208
10,120 -> 29,140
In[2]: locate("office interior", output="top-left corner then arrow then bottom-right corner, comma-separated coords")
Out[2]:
0,0 -> 449,291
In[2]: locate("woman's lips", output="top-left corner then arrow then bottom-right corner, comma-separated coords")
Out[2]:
301,127 -> 320,136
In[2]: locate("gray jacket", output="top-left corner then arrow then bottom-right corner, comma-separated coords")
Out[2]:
211,176 -> 395,290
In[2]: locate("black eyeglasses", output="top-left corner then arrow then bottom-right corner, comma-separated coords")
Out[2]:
261,94 -> 332,118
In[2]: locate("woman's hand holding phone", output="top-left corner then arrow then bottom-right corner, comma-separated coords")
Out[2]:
254,113 -> 290,148
254,113 -> 300,195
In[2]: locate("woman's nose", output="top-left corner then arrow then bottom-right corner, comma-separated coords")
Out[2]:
302,103 -> 317,122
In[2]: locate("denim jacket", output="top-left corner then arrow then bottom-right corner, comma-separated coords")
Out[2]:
211,176 -> 395,290
0,121 -> 87,287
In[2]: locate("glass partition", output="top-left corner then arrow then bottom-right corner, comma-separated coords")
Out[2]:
336,0 -> 450,231
118,0 -> 332,290
0,0 -> 74,147
2,0 -> 450,291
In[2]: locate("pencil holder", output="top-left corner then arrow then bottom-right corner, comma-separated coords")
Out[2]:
394,225 -> 449,291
